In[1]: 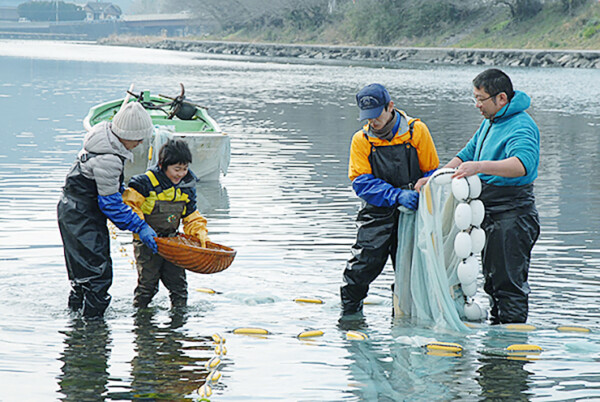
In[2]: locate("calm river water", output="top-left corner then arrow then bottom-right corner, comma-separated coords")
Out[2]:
1,40 -> 600,401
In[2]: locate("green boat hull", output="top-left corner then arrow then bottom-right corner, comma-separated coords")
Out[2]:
83,93 -> 230,182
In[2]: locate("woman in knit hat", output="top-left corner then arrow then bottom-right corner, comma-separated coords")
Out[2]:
57,101 -> 158,319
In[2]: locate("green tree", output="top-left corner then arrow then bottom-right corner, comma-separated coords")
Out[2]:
17,1 -> 85,22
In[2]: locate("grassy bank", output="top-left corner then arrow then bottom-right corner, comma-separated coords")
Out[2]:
200,0 -> 600,50
456,1 -> 600,49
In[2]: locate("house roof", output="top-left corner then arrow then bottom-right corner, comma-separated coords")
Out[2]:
84,2 -> 122,15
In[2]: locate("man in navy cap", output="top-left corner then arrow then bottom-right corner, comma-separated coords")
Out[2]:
341,83 -> 439,316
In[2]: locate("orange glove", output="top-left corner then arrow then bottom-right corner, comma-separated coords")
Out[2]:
183,210 -> 210,248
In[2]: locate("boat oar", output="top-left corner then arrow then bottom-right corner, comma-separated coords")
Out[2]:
120,83 -> 135,110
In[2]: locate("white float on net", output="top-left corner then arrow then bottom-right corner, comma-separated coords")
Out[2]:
457,256 -> 479,285
454,232 -> 472,259
454,202 -> 472,230
451,173 -> 486,322
470,227 -> 486,254
470,199 -> 485,227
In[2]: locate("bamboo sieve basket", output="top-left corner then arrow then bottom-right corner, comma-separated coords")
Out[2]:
155,233 -> 236,274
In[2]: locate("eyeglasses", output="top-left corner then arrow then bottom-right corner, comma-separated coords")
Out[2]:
471,93 -> 498,105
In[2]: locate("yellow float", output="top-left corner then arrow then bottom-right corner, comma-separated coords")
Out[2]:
298,330 -> 324,338
426,341 -> 463,353
504,324 -> 536,331
556,325 -> 591,333
294,298 -> 324,304
233,327 -> 269,335
346,330 -> 368,340
506,344 -> 543,353
212,333 -> 226,344
196,287 -> 217,294
198,384 -> 212,398
205,356 -> 221,369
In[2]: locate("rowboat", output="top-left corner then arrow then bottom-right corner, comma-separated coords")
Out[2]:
83,84 -> 230,182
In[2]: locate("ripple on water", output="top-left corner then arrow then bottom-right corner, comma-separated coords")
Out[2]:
1,42 -> 600,400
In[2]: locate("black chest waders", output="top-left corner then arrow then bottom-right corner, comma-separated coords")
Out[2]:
478,182 -> 540,324
341,122 -> 424,315
57,153 -> 124,318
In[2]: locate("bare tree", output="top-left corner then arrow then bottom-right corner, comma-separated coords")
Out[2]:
328,0 -> 336,13
561,0 -> 587,16
497,0 -> 542,20
162,0 -> 330,29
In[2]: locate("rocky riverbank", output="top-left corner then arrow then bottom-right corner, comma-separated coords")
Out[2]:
100,36 -> 600,69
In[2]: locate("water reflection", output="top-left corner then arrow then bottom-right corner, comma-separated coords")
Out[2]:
476,329 -> 533,401
2,41 -> 600,401
58,318 -> 111,401
195,180 -> 230,216
477,357 -> 531,401
343,320 -> 475,401
127,309 -> 211,400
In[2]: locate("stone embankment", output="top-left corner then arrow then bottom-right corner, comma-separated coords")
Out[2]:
100,37 -> 600,69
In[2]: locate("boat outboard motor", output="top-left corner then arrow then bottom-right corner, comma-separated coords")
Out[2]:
175,102 -> 197,120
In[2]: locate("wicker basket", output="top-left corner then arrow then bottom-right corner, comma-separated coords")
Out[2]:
156,233 -> 236,274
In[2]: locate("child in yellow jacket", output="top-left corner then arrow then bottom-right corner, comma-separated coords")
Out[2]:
123,139 -> 209,308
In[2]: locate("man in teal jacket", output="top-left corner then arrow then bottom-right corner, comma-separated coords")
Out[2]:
442,68 -> 540,324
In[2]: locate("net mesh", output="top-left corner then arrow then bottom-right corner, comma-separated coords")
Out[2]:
394,173 -> 470,333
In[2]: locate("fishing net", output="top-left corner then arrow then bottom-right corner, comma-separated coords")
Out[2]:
394,169 -> 485,333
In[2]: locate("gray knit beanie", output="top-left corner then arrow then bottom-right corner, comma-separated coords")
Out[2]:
111,102 -> 153,141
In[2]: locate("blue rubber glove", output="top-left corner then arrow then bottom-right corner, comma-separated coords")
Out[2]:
98,193 -> 158,253
98,193 -> 146,232
353,174 -> 404,208
138,224 -> 158,254
396,189 -> 419,210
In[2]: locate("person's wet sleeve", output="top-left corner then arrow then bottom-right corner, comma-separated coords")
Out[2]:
352,174 -> 418,209
98,192 -> 158,253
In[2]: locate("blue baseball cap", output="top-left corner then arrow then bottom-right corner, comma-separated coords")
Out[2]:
356,83 -> 391,120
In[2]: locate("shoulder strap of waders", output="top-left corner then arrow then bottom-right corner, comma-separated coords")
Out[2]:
145,170 -> 163,194
79,152 -> 98,163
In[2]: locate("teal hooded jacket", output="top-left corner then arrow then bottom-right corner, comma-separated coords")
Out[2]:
456,90 -> 540,186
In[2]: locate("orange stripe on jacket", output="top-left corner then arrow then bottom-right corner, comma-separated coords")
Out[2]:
348,113 -> 439,181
